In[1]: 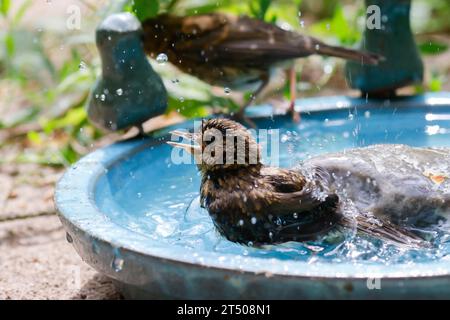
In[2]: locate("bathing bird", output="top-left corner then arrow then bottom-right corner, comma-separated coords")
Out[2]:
167,118 -> 448,248
142,13 -> 382,124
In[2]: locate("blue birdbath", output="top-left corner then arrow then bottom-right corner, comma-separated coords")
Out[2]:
56,93 -> 450,299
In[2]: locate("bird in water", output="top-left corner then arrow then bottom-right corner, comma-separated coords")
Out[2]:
143,13 -> 382,125
168,118 -> 450,248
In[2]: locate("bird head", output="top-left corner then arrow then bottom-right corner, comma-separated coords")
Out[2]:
168,118 -> 261,174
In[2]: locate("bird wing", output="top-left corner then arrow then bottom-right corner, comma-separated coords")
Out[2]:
168,13 -> 317,67
259,167 -> 342,241
261,166 -> 337,213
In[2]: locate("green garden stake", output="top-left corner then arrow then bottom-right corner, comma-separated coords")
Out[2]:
345,0 -> 424,97
87,13 -> 167,132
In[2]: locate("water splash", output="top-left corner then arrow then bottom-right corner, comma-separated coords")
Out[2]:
112,249 -> 124,272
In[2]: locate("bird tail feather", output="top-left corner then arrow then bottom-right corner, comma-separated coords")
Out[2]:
316,44 -> 383,65
340,213 -> 430,249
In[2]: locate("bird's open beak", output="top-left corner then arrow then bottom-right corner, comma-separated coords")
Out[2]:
167,130 -> 201,155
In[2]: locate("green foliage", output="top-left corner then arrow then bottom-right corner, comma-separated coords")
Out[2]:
310,4 -> 361,45
419,41 -> 448,55
4,33 -> 14,57
130,0 -> 160,21
429,73 -> 443,92
0,0 -> 10,17
249,0 -> 272,21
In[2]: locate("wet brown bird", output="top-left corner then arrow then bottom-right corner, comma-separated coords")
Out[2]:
168,118 -> 426,247
143,13 -> 382,123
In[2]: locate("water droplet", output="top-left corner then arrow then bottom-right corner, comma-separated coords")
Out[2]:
137,192 -> 142,198
100,94 -> 106,101
224,87 -> 231,95
156,53 -> 168,65
315,44 -> 320,51
364,110 -> 371,118
323,64 -> 333,74
238,219 -> 244,226
116,88 -> 123,96
66,232 -> 73,243
179,97 -> 184,102
300,20 -> 305,28
251,217 -> 257,224
293,212 -> 298,219
348,113 -> 354,120
112,251 -> 124,272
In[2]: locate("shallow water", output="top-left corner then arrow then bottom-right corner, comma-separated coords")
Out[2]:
95,105 -> 450,265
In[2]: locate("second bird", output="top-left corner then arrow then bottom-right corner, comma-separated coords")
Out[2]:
142,13 -> 382,123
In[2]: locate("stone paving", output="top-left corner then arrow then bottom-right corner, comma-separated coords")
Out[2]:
0,215 -> 121,300
0,114 -> 184,300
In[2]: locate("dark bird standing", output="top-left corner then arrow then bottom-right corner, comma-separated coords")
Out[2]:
143,13 -> 382,123
168,118 -> 431,248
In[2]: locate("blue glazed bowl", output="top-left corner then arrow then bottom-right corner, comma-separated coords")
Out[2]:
55,93 -> 450,299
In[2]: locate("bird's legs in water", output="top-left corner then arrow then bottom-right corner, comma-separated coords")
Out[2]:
234,75 -> 269,128
288,67 -> 300,123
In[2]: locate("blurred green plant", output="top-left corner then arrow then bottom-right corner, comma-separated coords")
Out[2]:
309,4 -> 362,45
419,41 -> 448,55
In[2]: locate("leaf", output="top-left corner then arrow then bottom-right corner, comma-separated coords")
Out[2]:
132,0 -> 159,21
60,145 -> 79,164
5,33 -> 15,57
27,131 -> 42,145
168,97 -> 209,118
0,0 -> 10,16
419,41 -> 448,55
429,74 -> 442,92
43,107 -> 87,134
249,0 -> 272,21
